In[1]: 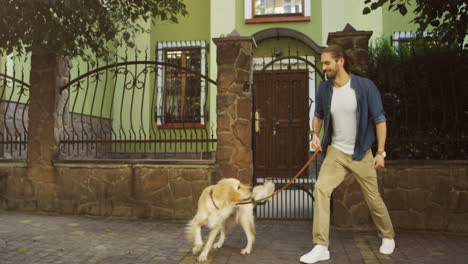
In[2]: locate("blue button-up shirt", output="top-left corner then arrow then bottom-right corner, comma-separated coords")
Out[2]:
314,74 -> 386,161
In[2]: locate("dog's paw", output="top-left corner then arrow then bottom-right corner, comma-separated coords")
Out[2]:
240,248 -> 252,255
197,252 -> 208,262
213,241 -> 224,249
192,244 -> 203,254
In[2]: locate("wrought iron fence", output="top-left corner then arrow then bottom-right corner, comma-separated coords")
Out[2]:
369,40 -> 468,160
0,55 -> 30,160
59,49 -> 217,160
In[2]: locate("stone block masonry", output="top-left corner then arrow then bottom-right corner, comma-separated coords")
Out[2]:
0,162 -> 215,220
213,35 -> 256,185
331,162 -> 468,232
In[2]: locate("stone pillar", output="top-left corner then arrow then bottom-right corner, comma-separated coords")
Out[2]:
327,25 -> 376,228
212,33 -> 255,184
27,52 -> 70,210
327,24 -> 373,77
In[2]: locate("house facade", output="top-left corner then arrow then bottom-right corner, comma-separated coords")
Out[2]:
5,1 -> 468,233
143,0 -> 419,181
0,0 -> 420,162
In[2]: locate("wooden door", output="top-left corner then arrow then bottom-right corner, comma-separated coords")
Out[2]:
254,70 -> 309,179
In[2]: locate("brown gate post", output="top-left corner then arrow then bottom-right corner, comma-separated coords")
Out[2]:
327,24 -> 377,228
27,52 -> 70,211
212,32 -> 256,184
327,24 -> 373,77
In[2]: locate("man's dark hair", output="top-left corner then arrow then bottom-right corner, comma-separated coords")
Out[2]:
322,45 -> 350,73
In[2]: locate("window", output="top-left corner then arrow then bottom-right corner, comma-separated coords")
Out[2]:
245,0 -> 310,23
255,0 -> 303,16
156,41 -> 207,128
164,49 -> 201,124
391,31 -> 430,48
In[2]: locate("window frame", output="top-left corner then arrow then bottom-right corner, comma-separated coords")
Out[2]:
253,0 -> 304,17
156,41 -> 207,129
245,0 -> 311,24
391,31 -> 430,48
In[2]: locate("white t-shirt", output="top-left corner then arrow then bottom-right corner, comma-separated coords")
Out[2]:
330,80 -> 357,155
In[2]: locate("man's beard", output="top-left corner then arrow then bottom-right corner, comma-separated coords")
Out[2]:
326,66 -> 339,79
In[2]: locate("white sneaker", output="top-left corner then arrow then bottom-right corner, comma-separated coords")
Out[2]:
379,238 -> 395,254
300,244 -> 330,264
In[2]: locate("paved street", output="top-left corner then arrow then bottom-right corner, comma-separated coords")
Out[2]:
1,210 -> 468,264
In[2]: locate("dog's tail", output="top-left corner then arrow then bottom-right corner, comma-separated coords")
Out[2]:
185,218 -> 199,243
252,182 -> 275,201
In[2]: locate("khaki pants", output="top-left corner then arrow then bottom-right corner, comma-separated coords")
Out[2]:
313,146 -> 395,246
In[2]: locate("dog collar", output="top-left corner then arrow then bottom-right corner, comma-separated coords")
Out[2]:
209,189 -> 219,210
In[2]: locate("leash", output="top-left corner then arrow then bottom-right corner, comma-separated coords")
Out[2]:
237,150 -> 320,205
209,189 -> 220,210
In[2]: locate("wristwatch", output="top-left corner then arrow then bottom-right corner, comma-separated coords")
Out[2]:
376,150 -> 386,158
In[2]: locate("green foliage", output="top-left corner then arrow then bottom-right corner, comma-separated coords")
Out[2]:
363,0 -> 467,49
369,38 -> 468,159
0,0 -> 188,60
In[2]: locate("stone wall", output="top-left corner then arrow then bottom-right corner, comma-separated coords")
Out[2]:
382,163 -> 468,232
0,162 -> 215,220
331,162 -> 468,232
0,163 -> 29,210
1,161 -> 467,228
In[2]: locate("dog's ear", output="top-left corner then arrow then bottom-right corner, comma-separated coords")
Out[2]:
211,181 -> 238,206
211,183 -> 224,202
227,183 -> 243,204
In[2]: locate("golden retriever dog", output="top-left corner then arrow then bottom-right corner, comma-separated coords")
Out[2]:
186,178 -> 275,262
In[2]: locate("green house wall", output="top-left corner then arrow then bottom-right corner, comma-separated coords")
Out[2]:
0,0 -> 424,155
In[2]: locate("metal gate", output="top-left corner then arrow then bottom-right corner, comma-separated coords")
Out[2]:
253,41 -> 325,220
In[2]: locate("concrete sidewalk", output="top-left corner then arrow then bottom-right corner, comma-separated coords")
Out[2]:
1,211 -> 467,264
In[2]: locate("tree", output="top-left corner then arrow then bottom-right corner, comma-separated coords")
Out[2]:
0,0 -> 188,59
363,0 -> 467,49
0,1 -> 188,188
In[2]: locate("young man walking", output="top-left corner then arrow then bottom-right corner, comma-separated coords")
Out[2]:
300,45 -> 395,264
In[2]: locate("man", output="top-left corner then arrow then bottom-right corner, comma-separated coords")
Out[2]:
300,45 -> 395,264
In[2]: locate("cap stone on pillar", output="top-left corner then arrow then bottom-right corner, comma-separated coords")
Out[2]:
327,24 -> 373,77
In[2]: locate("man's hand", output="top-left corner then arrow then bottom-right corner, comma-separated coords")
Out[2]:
311,134 -> 322,151
372,154 -> 385,169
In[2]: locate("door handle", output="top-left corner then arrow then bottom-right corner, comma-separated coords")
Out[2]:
273,121 -> 280,136
255,111 -> 264,133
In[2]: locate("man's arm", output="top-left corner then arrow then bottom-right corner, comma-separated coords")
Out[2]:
311,82 -> 326,151
311,116 -> 323,151
368,80 -> 386,124
373,121 -> 386,168
376,121 -> 386,153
